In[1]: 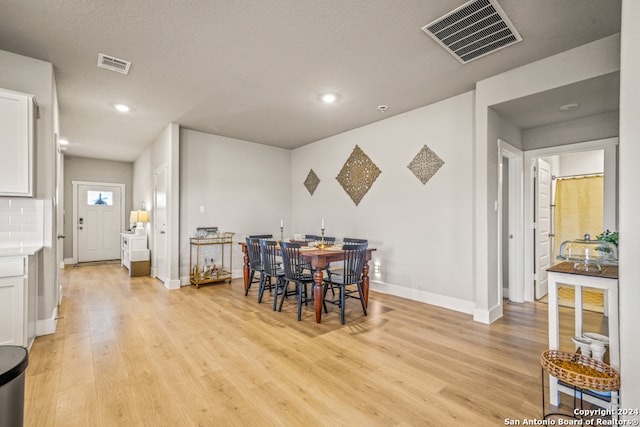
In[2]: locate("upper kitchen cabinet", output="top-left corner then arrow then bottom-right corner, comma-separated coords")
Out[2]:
0,88 -> 36,197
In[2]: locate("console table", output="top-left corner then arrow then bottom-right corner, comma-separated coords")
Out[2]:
546,262 -> 619,410
120,233 -> 150,277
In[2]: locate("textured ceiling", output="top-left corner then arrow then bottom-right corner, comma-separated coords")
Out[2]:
0,0 -> 621,161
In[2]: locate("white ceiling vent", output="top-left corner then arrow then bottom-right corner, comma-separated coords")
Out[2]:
422,0 -> 522,64
97,53 -> 132,75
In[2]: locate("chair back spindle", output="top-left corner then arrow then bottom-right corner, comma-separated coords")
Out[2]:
280,241 -> 305,281
340,242 -> 368,284
259,240 -> 281,277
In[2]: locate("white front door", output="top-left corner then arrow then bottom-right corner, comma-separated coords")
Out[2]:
154,166 -> 168,282
77,184 -> 122,262
535,159 -> 552,299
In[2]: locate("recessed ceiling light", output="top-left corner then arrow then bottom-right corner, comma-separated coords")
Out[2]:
377,105 -> 389,112
558,103 -> 580,112
321,93 -> 339,104
58,138 -> 69,145
114,103 -> 130,113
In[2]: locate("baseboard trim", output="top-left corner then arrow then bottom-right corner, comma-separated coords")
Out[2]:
164,278 -> 181,290
370,280 -> 475,315
36,306 -> 58,336
473,303 -> 503,324
64,258 -> 74,265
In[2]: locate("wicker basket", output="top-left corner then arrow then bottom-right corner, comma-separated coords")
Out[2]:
541,350 -> 620,392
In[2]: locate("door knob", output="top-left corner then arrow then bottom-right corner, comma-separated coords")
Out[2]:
57,234 -> 66,239
160,231 -> 166,234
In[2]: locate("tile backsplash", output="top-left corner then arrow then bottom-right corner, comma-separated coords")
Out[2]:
0,198 -> 44,248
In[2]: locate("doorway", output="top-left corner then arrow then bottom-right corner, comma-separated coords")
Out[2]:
72,181 -> 126,263
523,138 -> 617,302
498,140 -> 524,303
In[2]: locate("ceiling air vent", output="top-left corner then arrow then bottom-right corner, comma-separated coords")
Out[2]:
97,53 -> 131,75
422,0 -> 522,64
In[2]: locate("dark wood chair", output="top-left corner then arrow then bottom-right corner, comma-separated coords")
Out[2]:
279,241 -> 315,320
245,237 -> 266,297
302,234 -> 337,294
248,234 -> 273,239
304,234 -> 336,244
326,237 -> 368,282
343,237 -> 367,245
259,239 -> 286,310
323,242 -> 368,325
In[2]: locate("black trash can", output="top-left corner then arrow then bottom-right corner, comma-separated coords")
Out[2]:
0,346 -> 29,427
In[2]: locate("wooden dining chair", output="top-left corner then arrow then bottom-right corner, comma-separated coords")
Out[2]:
259,239 -> 286,310
245,237 -> 265,297
248,234 -> 273,239
323,242 -> 368,325
343,237 -> 367,245
326,237 -> 368,282
304,234 -> 336,244
279,241 -> 315,320
303,234 -> 337,295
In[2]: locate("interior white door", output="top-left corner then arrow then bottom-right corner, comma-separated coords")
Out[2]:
154,166 -> 168,282
535,159 -> 552,299
77,184 -> 122,262
499,139 -> 524,304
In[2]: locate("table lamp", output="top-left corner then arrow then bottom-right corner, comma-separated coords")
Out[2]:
130,210 -> 149,235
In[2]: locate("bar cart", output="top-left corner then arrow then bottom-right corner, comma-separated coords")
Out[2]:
189,232 -> 234,288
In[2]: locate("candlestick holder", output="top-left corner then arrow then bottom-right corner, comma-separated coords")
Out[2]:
280,226 -> 284,243
317,228 -> 327,249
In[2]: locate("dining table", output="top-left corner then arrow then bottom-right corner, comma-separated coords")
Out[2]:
239,241 -> 376,323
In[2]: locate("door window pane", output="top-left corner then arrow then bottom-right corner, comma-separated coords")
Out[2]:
88,191 -> 113,206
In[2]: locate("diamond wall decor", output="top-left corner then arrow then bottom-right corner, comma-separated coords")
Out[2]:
336,145 -> 381,206
304,169 -> 320,195
407,144 -> 444,185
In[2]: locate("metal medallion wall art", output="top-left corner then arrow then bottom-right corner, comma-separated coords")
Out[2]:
407,144 -> 444,185
336,145 -> 381,206
304,169 -> 321,195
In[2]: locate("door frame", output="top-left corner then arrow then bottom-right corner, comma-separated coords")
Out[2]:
523,137 -> 618,301
497,139 -> 525,303
71,181 -> 126,264
153,164 -> 168,282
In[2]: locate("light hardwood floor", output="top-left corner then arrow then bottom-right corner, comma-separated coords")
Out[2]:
24,264 -> 606,426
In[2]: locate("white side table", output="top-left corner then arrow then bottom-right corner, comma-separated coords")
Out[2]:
121,233 -> 150,277
547,262 -> 619,411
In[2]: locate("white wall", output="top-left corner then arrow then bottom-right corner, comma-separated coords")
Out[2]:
559,150 -> 603,177
523,111 -> 619,151
0,49 -> 59,330
179,128 -> 291,282
618,0 -> 640,413
133,123 -> 180,289
63,156 -> 134,259
475,34 -> 621,323
292,91 -> 475,313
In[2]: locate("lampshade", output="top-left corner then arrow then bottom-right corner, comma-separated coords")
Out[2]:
137,210 -> 149,223
130,210 -> 149,223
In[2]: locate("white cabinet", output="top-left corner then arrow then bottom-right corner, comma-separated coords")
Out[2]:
0,88 -> 36,197
0,253 -> 39,349
121,233 -> 150,276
